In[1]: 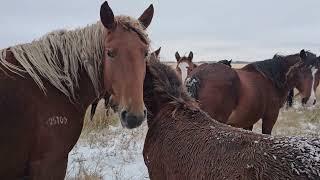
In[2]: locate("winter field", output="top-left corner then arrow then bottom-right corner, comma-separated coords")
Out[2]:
66,63 -> 320,180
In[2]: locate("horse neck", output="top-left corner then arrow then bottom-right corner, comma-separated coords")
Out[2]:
144,90 -> 198,127
282,55 -> 301,90
146,100 -> 175,127
144,90 -> 164,126
75,69 -> 104,111
283,54 -> 300,70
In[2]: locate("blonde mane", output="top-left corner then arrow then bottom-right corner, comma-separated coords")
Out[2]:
0,16 -> 150,101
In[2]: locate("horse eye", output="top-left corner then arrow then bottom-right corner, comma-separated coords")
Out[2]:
107,49 -> 115,58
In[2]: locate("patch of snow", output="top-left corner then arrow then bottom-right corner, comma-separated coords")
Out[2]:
66,123 -> 149,180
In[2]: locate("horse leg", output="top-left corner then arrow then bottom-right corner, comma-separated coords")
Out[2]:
227,107 -> 257,130
243,125 -> 253,131
262,111 -> 279,135
29,155 -> 68,180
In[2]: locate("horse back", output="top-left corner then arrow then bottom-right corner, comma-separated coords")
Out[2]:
188,63 -> 240,122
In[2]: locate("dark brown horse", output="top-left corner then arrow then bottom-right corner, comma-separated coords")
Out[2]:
287,55 -> 320,107
143,58 -> 320,179
186,50 -> 318,134
0,1 -> 154,179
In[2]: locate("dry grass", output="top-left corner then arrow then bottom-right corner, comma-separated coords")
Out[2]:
81,100 -> 118,136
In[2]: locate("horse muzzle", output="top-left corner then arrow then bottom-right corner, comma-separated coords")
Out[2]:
120,108 -> 147,129
302,97 -> 317,106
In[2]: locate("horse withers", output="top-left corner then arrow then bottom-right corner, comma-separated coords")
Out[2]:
0,1 -> 154,179
143,57 -> 320,179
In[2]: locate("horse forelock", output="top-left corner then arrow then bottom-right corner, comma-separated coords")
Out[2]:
0,16 -> 150,102
115,15 -> 150,46
145,60 -> 197,110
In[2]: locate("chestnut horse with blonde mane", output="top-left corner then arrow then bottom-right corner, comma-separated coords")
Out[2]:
181,50 -> 318,134
143,57 -> 320,179
0,1 -> 154,179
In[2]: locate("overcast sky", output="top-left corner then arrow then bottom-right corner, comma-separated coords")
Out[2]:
1,0 -> 320,62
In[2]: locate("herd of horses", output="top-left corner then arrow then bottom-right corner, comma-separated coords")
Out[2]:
176,50 -> 320,134
0,1 -> 319,179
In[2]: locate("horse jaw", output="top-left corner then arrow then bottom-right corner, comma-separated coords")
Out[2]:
178,62 -> 189,83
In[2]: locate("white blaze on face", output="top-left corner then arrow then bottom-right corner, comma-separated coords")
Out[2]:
306,66 -> 318,105
178,62 -> 189,83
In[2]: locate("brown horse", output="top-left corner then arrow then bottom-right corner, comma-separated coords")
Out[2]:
175,51 -> 197,83
175,51 -> 232,83
186,50 -> 318,134
143,58 -> 320,179
287,55 -> 320,107
185,62 -> 240,122
0,1 -> 154,179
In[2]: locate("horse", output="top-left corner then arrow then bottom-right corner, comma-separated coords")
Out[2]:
175,51 -> 197,83
186,50 -> 318,134
0,1 -> 154,179
175,51 -> 232,83
92,46 -> 161,121
286,55 -> 320,107
143,58 -> 320,180
185,62 -> 240,122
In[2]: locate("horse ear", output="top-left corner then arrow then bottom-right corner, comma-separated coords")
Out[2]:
154,47 -> 161,57
300,49 -> 307,60
188,51 -> 194,61
229,59 -> 232,64
175,52 -> 181,62
138,4 -> 154,29
100,1 -> 116,30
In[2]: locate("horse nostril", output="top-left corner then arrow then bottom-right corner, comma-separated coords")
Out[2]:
121,110 -> 128,120
302,98 -> 308,104
313,100 -> 317,105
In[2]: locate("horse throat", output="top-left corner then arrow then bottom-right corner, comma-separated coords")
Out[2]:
178,62 -> 189,83
305,67 -> 318,105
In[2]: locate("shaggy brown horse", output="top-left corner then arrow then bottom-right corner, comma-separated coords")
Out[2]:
0,1 -> 154,179
143,58 -> 320,180
186,50 -> 318,134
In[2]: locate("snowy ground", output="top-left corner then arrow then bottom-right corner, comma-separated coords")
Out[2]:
66,123 -> 149,180
66,102 -> 320,180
